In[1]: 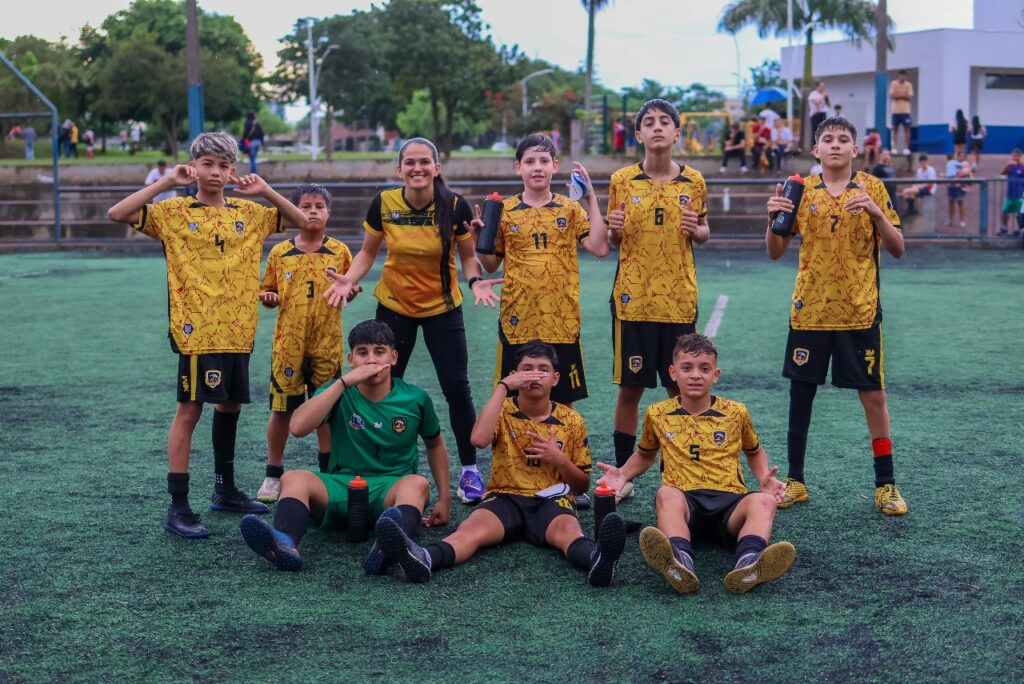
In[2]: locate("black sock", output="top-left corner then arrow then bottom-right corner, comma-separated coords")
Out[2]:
613,431 -> 636,468
396,504 -> 422,538
167,472 -> 190,509
872,438 -> 895,487
787,381 -> 818,482
669,536 -> 695,570
426,541 -> 456,571
318,451 -> 331,472
212,410 -> 240,491
266,464 -> 284,479
566,536 -> 598,570
735,534 -> 767,568
274,497 -> 310,546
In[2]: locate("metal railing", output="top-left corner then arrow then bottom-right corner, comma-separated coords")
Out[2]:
0,176 -> 1016,246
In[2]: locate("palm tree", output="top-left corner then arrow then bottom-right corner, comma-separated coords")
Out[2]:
719,0 -> 891,149
581,0 -> 611,151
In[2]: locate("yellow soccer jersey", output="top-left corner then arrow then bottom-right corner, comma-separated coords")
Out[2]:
608,163 -> 708,323
495,193 -> 591,343
790,171 -> 901,331
133,196 -> 282,353
485,399 -> 592,498
638,395 -> 760,495
262,236 -> 353,361
364,188 -> 473,318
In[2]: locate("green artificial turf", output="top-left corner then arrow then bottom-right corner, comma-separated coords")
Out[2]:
1,246 -> 1022,682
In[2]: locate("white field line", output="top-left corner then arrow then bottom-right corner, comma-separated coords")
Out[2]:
703,294 -> 729,338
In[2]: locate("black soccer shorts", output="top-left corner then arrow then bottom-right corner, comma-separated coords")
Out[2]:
783,322 -> 885,390
494,330 -> 588,404
177,353 -> 251,404
478,492 -> 579,547
612,317 -> 696,389
684,489 -> 750,545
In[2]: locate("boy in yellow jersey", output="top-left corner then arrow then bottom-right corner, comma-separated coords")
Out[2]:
606,99 -> 711,491
256,184 -> 356,502
372,341 -> 626,587
107,131 -> 308,539
478,133 -> 608,411
597,334 -> 795,594
765,116 -> 908,516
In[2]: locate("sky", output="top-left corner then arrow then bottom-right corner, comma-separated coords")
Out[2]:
6,0 -> 973,97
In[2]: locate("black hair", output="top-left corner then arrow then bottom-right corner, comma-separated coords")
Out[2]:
814,116 -> 858,143
514,339 -> 559,368
398,137 -> 457,310
157,159 -> 167,166
348,320 -> 395,349
673,333 -> 718,360
971,115 -> 982,136
515,133 -> 557,161
955,109 -> 967,136
898,69 -> 908,75
292,183 -> 332,210
634,99 -> 680,132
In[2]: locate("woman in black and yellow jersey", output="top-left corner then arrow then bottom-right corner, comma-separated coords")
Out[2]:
325,137 -> 502,505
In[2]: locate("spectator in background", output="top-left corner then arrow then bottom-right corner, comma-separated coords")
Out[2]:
552,124 -> 563,153
771,118 -> 793,171
998,148 -> 1024,236
119,127 -> 129,151
145,160 -> 178,203
242,112 -> 264,174
612,120 -> 624,154
751,116 -> 771,173
83,128 -> 96,160
871,149 -> 898,205
69,122 -> 80,158
889,70 -> 914,155
130,122 -> 142,154
807,81 -> 830,142
899,153 -> 937,216
758,105 -> 780,128
719,122 -> 747,174
833,104 -> 844,119
949,110 -> 968,156
945,150 -> 971,229
863,128 -> 882,169
59,119 -> 73,158
968,115 -> 986,169
10,124 -> 36,160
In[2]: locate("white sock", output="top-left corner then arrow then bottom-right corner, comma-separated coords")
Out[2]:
461,465 -> 479,475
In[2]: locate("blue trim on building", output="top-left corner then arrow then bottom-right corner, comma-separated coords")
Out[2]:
911,124 -> 1024,155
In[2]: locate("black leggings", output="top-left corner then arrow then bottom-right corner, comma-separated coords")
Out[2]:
375,303 -> 477,466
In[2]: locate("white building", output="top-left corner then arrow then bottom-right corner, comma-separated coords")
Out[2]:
781,0 -> 1024,153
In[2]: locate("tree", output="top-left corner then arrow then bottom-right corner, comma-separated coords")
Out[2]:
718,0 -> 891,148
748,58 -> 784,91
581,0 -> 612,151
396,89 -> 488,141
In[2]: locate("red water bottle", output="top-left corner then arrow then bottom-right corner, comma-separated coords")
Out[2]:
770,173 -> 805,236
346,475 -> 369,542
476,192 -> 503,255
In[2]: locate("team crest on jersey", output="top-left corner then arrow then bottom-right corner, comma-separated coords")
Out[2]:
235,220 -> 245,234
373,421 -> 383,429
510,315 -> 520,326
713,430 -> 726,446
392,417 -> 407,434
582,437 -> 589,447
391,211 -> 401,220
349,414 -> 365,430
510,224 -> 520,233
678,194 -> 691,207
183,323 -> 194,335
809,204 -> 818,213
284,367 -> 294,378
204,370 -> 222,389
631,196 -> 641,204
620,293 -> 630,304
188,222 -> 200,231
794,299 -> 803,310
556,217 -> 568,231
793,348 -> 810,366
628,356 -> 643,373
666,432 -> 676,440
285,272 -> 293,280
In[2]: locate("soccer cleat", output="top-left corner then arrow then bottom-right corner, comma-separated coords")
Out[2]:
362,507 -> 405,576
902,148 -> 911,156
875,484 -> 908,516
256,476 -> 282,503
240,514 -> 303,571
615,480 -> 635,503
588,512 -> 626,587
164,505 -> 210,539
723,541 -> 796,594
575,493 -> 592,509
376,516 -> 431,583
776,477 -> 809,509
457,469 -> 485,505
210,487 -> 270,515
639,526 -> 699,594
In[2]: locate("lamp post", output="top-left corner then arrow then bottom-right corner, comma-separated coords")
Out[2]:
786,0 -> 793,123
520,69 -> 554,118
305,19 -> 338,161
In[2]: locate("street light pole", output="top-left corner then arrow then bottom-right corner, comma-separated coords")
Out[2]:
520,68 -> 554,118
185,0 -> 204,142
306,19 -> 318,161
786,0 -> 794,123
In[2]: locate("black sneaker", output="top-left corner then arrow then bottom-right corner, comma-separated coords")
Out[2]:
210,487 -> 270,514
376,517 -> 431,583
575,493 -> 592,509
164,505 -> 210,539
588,512 -> 626,587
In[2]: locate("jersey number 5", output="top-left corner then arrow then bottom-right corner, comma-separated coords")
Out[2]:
689,444 -> 700,461
306,281 -> 315,298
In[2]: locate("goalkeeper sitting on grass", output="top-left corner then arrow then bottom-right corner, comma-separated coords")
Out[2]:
597,333 -> 795,594
370,341 -> 626,587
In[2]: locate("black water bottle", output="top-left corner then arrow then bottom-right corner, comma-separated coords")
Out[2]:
346,475 -> 369,542
593,483 -> 617,538
770,173 -> 806,236
476,192 -> 504,255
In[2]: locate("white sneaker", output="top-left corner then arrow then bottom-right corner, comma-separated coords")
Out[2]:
902,149 -> 911,156
960,221 -> 966,228
890,148 -> 898,155
740,166 -> 749,174
616,480 -> 635,503
719,166 -> 726,174
256,477 -> 281,503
